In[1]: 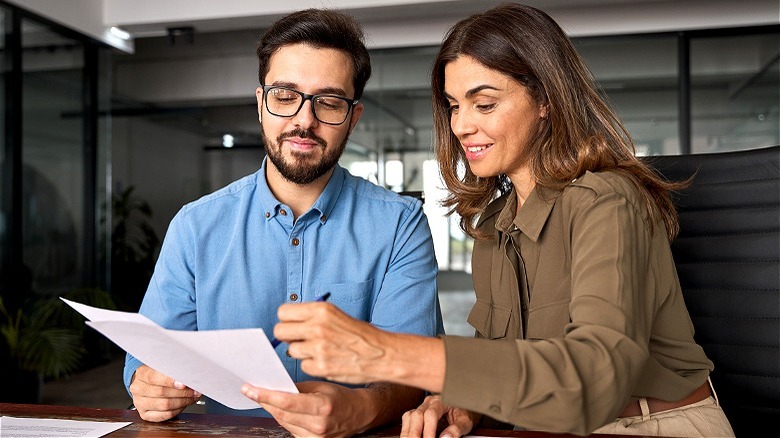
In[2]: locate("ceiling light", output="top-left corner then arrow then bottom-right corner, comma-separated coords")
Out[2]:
109,26 -> 132,41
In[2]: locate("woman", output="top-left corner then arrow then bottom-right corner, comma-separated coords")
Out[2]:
257,3 -> 735,436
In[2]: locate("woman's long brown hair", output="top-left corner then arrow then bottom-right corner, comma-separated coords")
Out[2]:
432,3 -> 687,241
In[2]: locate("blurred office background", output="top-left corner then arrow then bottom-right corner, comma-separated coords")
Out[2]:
0,0 -> 777,405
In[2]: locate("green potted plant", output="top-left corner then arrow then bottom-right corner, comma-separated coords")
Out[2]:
105,185 -> 160,311
0,287 -> 115,403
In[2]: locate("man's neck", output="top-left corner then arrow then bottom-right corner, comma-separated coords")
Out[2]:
265,163 -> 335,219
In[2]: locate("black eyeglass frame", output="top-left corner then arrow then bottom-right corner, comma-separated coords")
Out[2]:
261,85 -> 359,126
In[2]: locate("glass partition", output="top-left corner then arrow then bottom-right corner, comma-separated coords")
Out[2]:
574,35 -> 680,156
690,32 -> 779,152
21,19 -> 85,295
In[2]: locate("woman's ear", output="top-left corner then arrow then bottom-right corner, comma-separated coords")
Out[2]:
540,104 -> 549,119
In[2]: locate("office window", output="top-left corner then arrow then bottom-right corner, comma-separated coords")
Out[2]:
690,32 -> 779,153
574,35 -> 680,156
361,47 -> 472,272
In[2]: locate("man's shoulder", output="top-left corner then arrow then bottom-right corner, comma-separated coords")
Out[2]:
179,170 -> 260,216
342,170 -> 420,211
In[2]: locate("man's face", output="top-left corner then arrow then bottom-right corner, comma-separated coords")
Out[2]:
256,43 -> 364,185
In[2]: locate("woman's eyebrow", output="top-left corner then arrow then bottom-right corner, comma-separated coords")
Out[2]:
465,84 -> 500,98
444,84 -> 501,100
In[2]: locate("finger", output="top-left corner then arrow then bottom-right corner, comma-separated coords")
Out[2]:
439,423 -> 467,438
132,378 -> 200,399
401,408 -> 426,437
422,405 -> 446,438
134,395 -> 196,422
275,303 -> 341,343
241,384 -> 317,414
277,301 -> 334,322
136,365 -> 178,388
242,386 -> 329,437
439,408 -> 477,438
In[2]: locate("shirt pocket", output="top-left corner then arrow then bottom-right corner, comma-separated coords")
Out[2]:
526,299 -> 569,339
467,299 -> 512,339
313,279 -> 375,319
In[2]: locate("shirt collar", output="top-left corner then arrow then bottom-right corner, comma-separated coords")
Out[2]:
257,157 -> 344,224
495,186 -> 558,242
311,164 -> 344,223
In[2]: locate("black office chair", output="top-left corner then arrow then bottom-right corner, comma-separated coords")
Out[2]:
646,146 -> 780,437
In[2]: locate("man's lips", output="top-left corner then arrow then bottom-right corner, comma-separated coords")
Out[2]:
284,137 -> 321,151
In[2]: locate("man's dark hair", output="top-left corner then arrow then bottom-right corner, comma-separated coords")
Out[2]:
256,9 -> 372,100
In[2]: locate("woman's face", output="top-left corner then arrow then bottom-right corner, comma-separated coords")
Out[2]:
444,55 -> 545,181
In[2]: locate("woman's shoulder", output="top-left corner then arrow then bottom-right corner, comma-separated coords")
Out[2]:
563,170 -> 647,217
568,170 -> 642,200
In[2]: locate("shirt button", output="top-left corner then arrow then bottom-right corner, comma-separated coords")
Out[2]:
265,212 -> 270,218
280,209 -> 287,216
321,215 -> 327,222
291,238 -> 300,246
290,293 -> 298,301
489,405 -> 501,414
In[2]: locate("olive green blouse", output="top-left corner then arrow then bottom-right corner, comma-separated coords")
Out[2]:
441,170 -> 713,435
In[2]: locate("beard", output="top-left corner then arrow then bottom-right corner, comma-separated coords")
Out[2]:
262,126 -> 348,185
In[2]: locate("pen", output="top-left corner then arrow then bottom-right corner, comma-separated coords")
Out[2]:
270,292 -> 331,348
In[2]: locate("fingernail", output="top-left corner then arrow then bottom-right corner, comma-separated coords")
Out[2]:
193,391 -> 202,397
441,434 -> 452,438
173,381 -> 185,389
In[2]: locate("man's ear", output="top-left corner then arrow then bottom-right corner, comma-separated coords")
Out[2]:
348,102 -> 364,134
256,87 -> 264,122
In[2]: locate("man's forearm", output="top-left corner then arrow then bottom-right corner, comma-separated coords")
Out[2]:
357,382 -> 426,433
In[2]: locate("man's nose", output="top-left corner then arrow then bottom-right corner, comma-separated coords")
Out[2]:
292,98 -> 318,128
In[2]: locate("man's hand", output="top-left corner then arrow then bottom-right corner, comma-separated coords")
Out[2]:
129,365 -> 201,422
401,394 -> 481,438
241,380 -> 376,437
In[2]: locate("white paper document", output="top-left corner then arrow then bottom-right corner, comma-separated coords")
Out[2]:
0,416 -> 131,437
61,298 -> 298,410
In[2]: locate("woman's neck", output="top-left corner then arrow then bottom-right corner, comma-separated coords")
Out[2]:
509,168 -> 535,209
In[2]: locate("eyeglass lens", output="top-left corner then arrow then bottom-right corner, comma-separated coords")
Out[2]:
265,87 -> 351,125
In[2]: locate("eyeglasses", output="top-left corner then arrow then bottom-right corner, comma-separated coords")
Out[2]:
262,85 -> 358,126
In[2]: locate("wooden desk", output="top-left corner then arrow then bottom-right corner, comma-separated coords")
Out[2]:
0,403 -> 640,437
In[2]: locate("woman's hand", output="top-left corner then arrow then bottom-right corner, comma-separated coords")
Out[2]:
274,301 -> 446,392
274,301 -> 395,384
401,394 -> 481,438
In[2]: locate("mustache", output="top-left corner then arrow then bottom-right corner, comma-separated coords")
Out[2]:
277,128 -> 327,148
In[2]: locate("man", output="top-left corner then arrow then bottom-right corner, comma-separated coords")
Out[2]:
123,8 -> 442,437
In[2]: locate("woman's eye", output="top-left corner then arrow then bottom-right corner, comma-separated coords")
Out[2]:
448,104 -> 459,114
476,103 -> 496,112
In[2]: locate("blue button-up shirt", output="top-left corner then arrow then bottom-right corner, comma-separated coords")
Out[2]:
124,160 -> 442,415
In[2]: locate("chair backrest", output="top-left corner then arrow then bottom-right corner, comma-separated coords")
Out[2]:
646,146 -> 780,437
